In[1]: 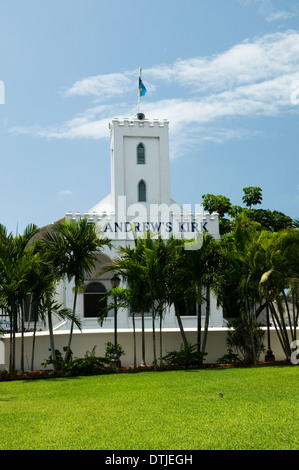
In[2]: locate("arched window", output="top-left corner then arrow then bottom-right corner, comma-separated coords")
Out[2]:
138,180 -> 146,202
84,282 -> 107,318
137,143 -> 145,164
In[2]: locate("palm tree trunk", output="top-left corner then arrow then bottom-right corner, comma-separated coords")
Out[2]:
250,324 -> 256,364
11,306 -> 17,373
31,317 -> 37,371
65,287 -> 78,363
201,285 -> 210,354
159,312 -> 163,367
270,300 -> 291,360
141,309 -> 146,366
283,290 -> 293,338
27,294 -> 33,330
174,304 -> 188,348
20,300 -> 25,372
197,303 -> 202,351
292,289 -> 298,342
152,309 -> 157,370
196,284 -> 202,352
9,309 -> 13,374
247,298 -> 256,365
46,293 -> 57,370
270,301 -> 286,356
132,312 -> 136,369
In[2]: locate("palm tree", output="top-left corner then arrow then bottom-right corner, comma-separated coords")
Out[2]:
163,237 -> 190,349
23,246 -> 73,371
30,237 -> 77,369
100,285 -> 140,368
212,215 -> 270,363
103,231 -> 171,369
140,235 -> 169,367
180,232 -> 216,354
118,240 -> 151,367
292,218 -> 299,229
42,218 -> 112,363
260,228 -> 299,360
0,223 -> 39,372
103,232 -> 157,367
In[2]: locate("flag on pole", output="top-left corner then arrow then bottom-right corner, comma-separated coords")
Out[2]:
139,77 -> 147,97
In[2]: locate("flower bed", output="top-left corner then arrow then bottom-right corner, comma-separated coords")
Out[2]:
0,360 -> 293,381
0,369 -> 66,381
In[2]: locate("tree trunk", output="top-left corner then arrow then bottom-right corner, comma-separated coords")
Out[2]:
201,285 -> 210,354
159,312 -> 163,367
31,318 -> 37,371
47,293 -> 57,370
20,300 -> 25,372
283,290 -> 294,341
65,288 -> 78,363
250,326 -> 256,365
141,309 -> 146,366
174,304 -> 188,348
196,284 -> 202,351
292,289 -> 298,343
27,294 -> 33,330
152,309 -> 157,370
270,301 -> 291,360
11,307 -> 17,373
132,312 -> 137,369
9,310 -> 13,374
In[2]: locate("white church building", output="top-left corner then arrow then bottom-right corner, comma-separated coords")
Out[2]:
63,113 -> 223,331
1,111 -> 287,369
1,112 -> 235,369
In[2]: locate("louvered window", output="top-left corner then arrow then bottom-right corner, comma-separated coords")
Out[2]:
138,180 -> 146,202
137,143 -> 145,164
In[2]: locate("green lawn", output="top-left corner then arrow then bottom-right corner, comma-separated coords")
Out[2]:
0,366 -> 298,450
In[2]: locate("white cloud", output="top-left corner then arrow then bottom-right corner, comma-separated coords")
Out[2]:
59,190 -> 72,196
266,10 -> 298,22
9,30 -> 299,157
146,32 -> 299,91
65,72 -> 135,100
237,0 -> 299,24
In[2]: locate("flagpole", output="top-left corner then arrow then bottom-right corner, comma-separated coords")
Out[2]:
137,66 -> 141,115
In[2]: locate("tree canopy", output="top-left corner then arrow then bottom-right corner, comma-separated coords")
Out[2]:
202,187 -> 293,234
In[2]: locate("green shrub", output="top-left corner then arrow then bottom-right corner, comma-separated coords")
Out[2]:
104,342 -> 125,362
42,346 -> 71,371
64,356 -> 110,376
0,369 -> 10,380
217,348 -> 241,364
162,342 -> 207,368
226,317 -> 266,363
63,346 -> 110,376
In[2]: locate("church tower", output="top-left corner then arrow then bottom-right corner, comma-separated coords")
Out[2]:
76,111 -> 220,243
110,113 -> 171,212
86,113 -> 178,242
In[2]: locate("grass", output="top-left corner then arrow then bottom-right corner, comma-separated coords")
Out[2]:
0,366 -> 298,450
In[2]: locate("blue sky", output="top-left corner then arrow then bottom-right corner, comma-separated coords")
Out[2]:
0,0 -> 299,234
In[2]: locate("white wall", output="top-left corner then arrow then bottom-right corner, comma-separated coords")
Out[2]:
0,327 -> 292,371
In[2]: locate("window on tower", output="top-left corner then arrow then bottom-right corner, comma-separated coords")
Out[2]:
137,143 -> 145,164
138,180 -> 146,202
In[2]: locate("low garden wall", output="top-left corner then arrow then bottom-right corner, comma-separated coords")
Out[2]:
0,327 -> 292,371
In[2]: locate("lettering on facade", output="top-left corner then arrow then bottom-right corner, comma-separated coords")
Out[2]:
103,221 -> 208,234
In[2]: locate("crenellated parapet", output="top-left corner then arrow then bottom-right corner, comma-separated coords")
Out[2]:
110,117 -> 169,128
65,206 -> 220,240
